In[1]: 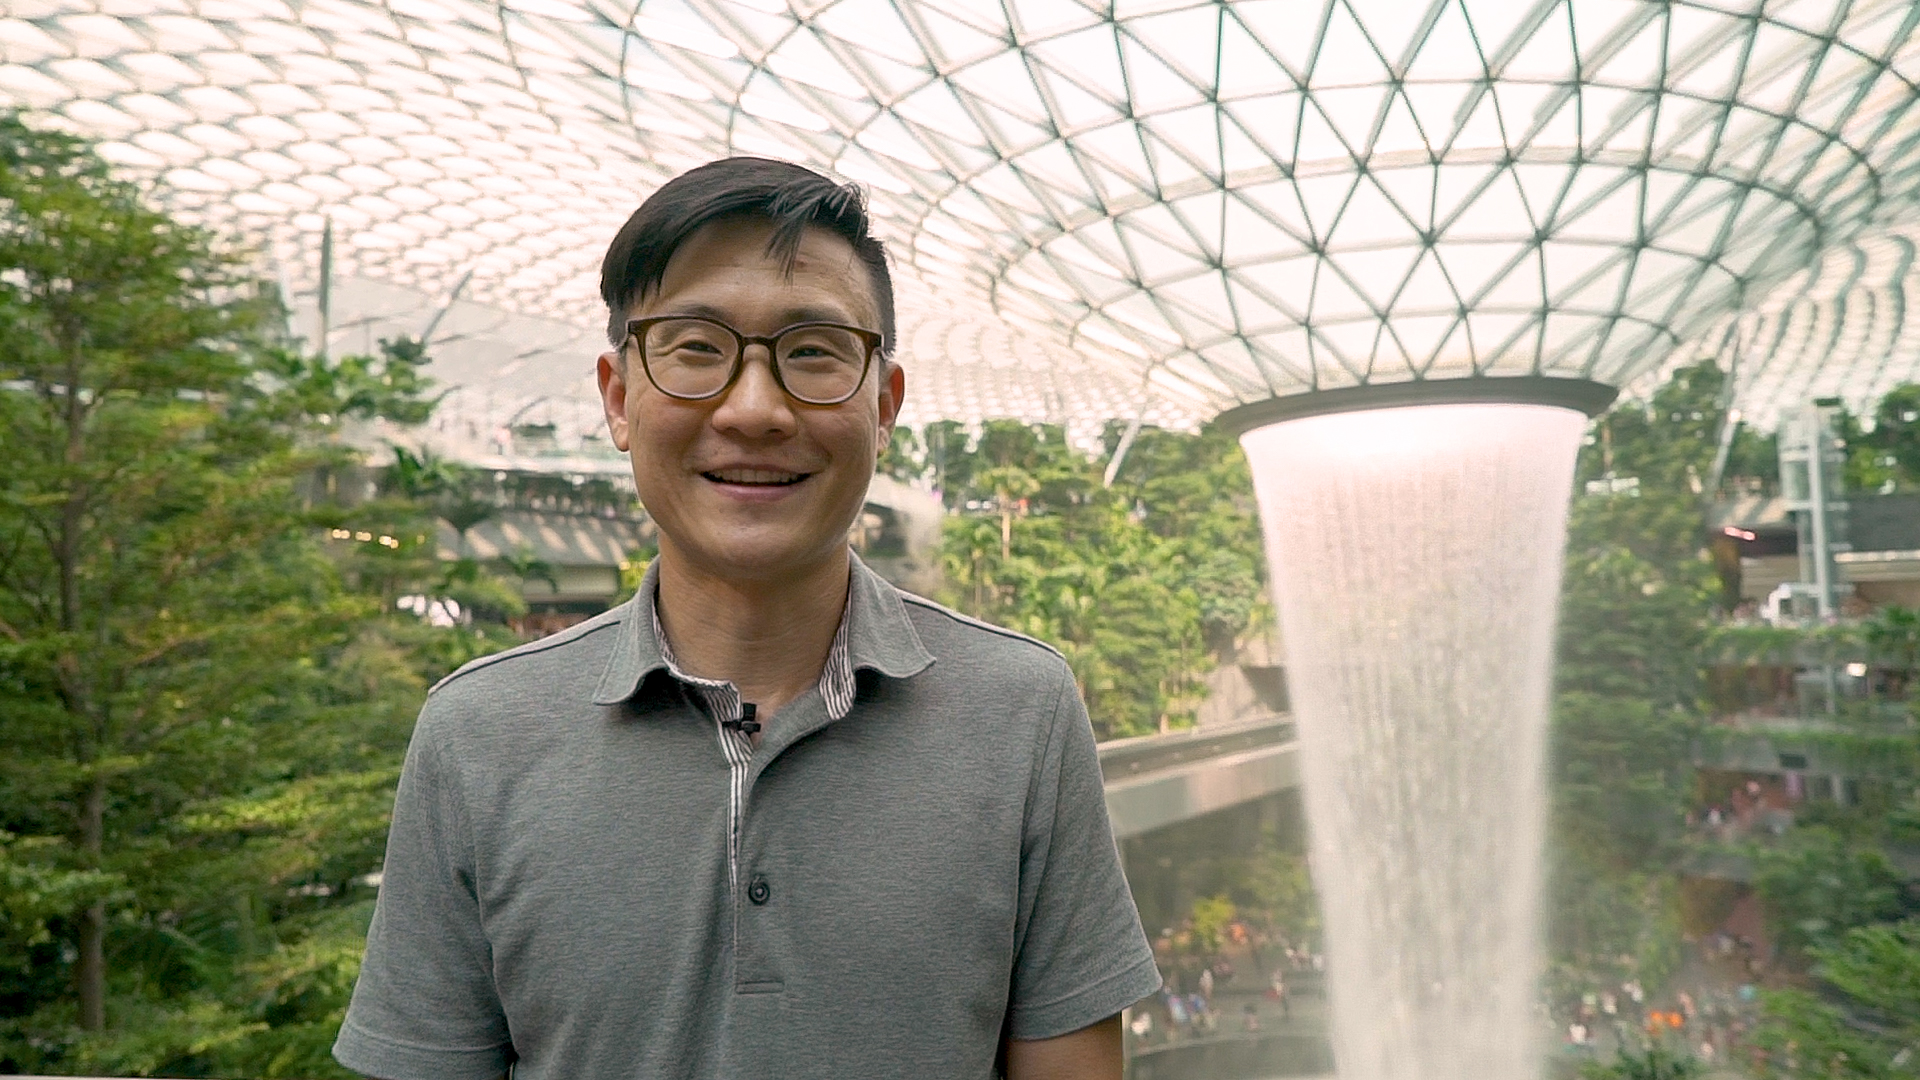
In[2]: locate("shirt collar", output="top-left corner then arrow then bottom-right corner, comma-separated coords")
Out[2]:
591,551 -> 932,709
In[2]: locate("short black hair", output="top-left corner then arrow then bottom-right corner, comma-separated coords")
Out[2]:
599,157 -> 895,359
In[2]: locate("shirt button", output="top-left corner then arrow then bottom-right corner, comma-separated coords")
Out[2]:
748,875 -> 770,905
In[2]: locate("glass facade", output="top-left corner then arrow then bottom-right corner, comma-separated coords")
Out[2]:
2,0 -> 1918,433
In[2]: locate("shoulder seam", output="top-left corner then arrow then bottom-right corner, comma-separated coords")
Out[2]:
896,592 -> 1065,662
428,615 -> 624,695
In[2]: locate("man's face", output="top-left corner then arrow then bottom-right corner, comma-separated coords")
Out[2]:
597,217 -> 904,584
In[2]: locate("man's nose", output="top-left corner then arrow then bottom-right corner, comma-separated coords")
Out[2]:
711,344 -> 796,436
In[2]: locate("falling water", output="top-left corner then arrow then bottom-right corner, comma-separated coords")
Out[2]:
1238,403 -> 1586,1080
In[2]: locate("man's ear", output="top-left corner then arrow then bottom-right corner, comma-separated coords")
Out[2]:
597,351 -> 631,452
876,360 -> 906,458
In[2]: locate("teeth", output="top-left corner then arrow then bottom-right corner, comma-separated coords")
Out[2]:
709,468 -> 804,484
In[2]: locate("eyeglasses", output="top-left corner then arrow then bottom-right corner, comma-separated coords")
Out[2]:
625,316 -> 882,406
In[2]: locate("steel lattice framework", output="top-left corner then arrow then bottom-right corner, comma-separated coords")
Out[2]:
4,0 -> 1920,447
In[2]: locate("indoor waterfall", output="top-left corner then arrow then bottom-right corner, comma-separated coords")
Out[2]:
1238,402 -> 1588,1080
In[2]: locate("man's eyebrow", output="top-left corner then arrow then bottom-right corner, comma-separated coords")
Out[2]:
672,301 -> 861,326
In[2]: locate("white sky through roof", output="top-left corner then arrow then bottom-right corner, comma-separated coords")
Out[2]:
4,0 -> 1920,451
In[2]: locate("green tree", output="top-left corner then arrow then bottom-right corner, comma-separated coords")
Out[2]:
0,115 -> 515,1075
1754,919 -> 1920,1080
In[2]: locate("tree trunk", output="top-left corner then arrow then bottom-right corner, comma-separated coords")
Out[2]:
61,343 -> 107,1032
77,774 -> 106,1031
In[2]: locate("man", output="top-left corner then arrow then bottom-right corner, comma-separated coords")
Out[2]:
333,157 -> 1160,1080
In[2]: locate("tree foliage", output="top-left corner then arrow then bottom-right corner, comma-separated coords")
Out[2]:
927,420 -> 1263,739
0,114 -> 522,1077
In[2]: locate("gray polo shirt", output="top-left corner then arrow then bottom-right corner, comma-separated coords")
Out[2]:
334,554 -> 1159,1080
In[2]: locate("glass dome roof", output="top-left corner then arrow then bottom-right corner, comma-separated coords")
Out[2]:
4,0 -> 1919,443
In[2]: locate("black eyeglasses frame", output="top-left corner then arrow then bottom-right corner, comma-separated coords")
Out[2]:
624,315 -> 883,406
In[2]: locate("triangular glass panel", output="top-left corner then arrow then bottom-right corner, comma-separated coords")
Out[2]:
1118,215 -> 1210,285
1216,8 -> 1294,100
1223,191 -> 1311,264
1036,65 -> 1127,131
1159,269 -> 1234,330
916,4 -> 1009,68
1076,217 -> 1136,277
813,0 -> 926,67
1574,85 -> 1645,151
1237,179 -> 1316,247
1386,312 -> 1458,369
1200,338 -> 1286,394
1371,162 -> 1436,231
1303,328 -> 1369,387
1560,258 -> 1628,314
1224,274 -> 1296,330
1586,10 -> 1665,89
763,29 -> 869,98
1446,85 -> 1506,152
1249,326 -> 1319,385
969,96 -> 1055,156
1431,160 -> 1499,232
1373,89 -> 1432,159
1294,172 -> 1358,243
1443,166 -> 1532,240
1230,0 -> 1321,85
1120,33 -> 1207,114
1526,88 -> 1582,153
1492,81 -> 1556,149
1436,240 -> 1528,306
948,50 -> 1049,125
1297,96 -> 1356,162
1142,127 -> 1208,191
1312,261 -> 1377,321
1540,239 -> 1620,303
1083,154 -> 1154,208
1400,78 -> 1476,153
1027,23 -> 1125,102
1310,85 -> 1389,159
1512,162 -> 1572,228
1625,247 -> 1704,305
1236,256 -> 1320,317
1404,0 -> 1487,82
1006,0 -> 1102,39
1736,38 -> 1813,120
1349,0 -> 1432,71
1416,314 -> 1475,376
1464,310 -> 1535,364
1499,2 -> 1575,82
1314,317 -> 1385,374
968,160 -> 1050,217
1122,5 -> 1220,78
1223,94 -> 1302,165
1146,104 -> 1224,181
1539,312 -> 1607,371
1074,120 -> 1154,192
1641,168 -> 1694,230
1104,292 -> 1186,346
1167,189 -> 1226,264
1394,247 -> 1462,316
1555,173 -> 1639,243
1220,113 -> 1279,178
1311,1 -> 1390,86
1332,173 -> 1420,248
1657,187 -> 1737,262
1461,0 -> 1537,60
1330,243 -> 1423,310
1480,245 -> 1545,310
1567,0 -> 1642,72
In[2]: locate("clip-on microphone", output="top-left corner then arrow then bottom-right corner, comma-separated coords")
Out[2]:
723,702 -> 760,736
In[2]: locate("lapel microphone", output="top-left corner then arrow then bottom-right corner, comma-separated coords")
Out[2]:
724,702 -> 760,736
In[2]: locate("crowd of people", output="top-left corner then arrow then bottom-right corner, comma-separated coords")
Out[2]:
1553,960 -> 1764,1067
1127,922 -> 1325,1049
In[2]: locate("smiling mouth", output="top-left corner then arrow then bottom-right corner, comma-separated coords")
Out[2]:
703,468 -> 810,486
